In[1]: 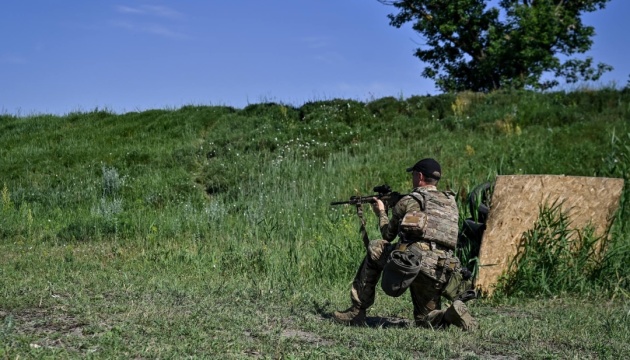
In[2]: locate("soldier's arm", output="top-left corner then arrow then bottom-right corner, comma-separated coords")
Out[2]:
377,198 -> 407,241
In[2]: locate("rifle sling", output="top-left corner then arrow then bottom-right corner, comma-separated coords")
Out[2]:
355,203 -> 370,248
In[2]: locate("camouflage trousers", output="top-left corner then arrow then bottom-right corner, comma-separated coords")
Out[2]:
350,240 -> 446,327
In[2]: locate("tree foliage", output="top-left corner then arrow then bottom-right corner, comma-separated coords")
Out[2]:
379,0 -> 612,92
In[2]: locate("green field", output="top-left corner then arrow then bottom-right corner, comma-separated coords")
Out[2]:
1,89 -> 629,358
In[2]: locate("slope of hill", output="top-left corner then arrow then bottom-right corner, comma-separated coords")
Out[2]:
1,90 -> 629,358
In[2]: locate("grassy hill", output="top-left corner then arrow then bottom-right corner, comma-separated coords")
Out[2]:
1,89 -> 629,358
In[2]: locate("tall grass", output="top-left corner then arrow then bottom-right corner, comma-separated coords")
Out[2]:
496,201 -> 619,297
0,89 -> 628,296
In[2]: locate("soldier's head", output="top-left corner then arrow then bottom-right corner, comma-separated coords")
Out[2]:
407,158 -> 441,187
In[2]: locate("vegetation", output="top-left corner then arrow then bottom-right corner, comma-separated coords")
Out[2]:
497,200 -> 630,298
1,89 -> 629,358
378,0 -> 612,91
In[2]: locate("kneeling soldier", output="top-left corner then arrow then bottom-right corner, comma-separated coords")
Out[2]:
333,158 -> 478,331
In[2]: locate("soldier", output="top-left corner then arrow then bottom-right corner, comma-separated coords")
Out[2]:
333,158 -> 478,330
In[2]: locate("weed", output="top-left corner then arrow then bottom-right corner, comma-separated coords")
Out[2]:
1,183 -> 12,213
101,166 -> 123,198
496,201 -> 614,297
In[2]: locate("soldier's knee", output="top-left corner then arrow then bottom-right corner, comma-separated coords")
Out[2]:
367,239 -> 389,262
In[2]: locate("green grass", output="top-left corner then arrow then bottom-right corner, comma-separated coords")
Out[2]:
496,200 -> 630,298
1,89 -> 629,358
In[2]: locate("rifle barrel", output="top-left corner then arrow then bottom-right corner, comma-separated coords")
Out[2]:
330,196 -> 376,206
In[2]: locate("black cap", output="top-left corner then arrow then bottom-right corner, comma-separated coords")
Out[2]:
406,158 -> 441,179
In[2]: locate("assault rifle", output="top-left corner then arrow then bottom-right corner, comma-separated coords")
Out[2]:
330,185 -> 407,247
330,184 -> 405,212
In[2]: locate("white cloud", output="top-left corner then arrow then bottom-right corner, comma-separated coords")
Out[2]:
111,4 -> 187,39
300,36 -> 329,49
115,5 -> 183,19
315,52 -> 345,65
116,5 -> 143,15
111,20 -> 187,39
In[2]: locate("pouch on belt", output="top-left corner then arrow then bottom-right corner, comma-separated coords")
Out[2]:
380,249 -> 422,297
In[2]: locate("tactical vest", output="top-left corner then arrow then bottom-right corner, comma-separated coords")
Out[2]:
399,190 -> 459,250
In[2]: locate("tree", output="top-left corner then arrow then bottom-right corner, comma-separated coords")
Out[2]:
378,0 -> 613,92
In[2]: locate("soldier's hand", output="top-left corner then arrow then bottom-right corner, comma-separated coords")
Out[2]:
371,198 -> 385,216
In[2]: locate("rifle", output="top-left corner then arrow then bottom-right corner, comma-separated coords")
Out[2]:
330,185 -> 406,247
330,184 -> 404,209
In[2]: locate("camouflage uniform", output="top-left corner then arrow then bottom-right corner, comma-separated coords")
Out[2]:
344,185 -> 477,329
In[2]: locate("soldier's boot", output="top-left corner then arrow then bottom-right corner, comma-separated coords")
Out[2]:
443,300 -> 479,331
416,309 -> 446,329
333,306 -> 366,325
427,309 -> 446,328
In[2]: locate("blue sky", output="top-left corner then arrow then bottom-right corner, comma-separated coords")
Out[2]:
1,1 -> 628,116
